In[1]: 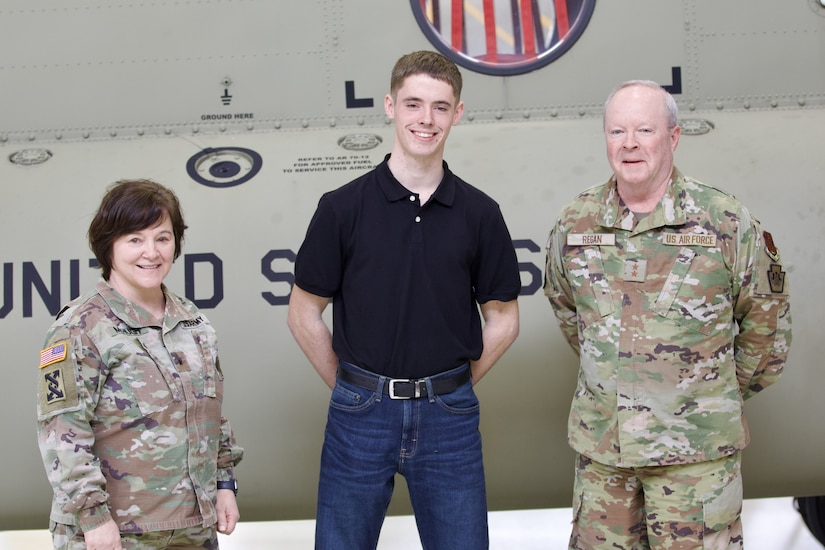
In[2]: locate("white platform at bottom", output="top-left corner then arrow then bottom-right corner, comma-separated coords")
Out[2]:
1,498 -> 821,549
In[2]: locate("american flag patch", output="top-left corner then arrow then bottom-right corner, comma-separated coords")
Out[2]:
39,342 -> 67,369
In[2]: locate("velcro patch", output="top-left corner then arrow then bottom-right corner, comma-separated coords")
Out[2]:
567,233 -> 616,246
663,233 -> 717,247
754,259 -> 789,297
41,366 -> 68,404
39,342 -> 67,369
37,341 -> 80,416
624,259 -> 647,282
767,264 -> 786,294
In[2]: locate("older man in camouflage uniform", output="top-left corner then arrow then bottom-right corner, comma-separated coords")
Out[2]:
544,81 -> 791,549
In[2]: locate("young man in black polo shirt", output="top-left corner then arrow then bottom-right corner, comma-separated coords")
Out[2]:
287,50 -> 521,550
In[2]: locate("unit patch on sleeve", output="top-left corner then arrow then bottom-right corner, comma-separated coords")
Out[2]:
37,341 -> 80,416
752,229 -> 788,297
768,264 -> 786,294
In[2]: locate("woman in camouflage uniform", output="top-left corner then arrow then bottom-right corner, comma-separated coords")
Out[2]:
36,180 -> 243,550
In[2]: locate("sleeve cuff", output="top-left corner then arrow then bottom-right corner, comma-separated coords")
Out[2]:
77,503 -> 112,532
217,468 -> 235,483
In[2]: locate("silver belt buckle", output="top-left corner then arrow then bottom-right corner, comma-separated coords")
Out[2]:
389,378 -> 418,399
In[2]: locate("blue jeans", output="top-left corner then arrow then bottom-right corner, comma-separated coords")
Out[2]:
315,362 -> 489,550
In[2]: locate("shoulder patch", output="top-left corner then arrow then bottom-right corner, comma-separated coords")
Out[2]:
767,264 -> 786,294
39,342 -> 68,369
753,230 -> 789,297
763,230 -> 780,262
37,341 -> 80,416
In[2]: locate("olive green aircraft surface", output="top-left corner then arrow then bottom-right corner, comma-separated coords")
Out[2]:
1,0 -> 824,542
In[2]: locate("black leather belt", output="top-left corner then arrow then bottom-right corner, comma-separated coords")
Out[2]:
337,365 -> 471,400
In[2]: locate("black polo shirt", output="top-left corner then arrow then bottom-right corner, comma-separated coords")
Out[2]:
294,155 -> 520,378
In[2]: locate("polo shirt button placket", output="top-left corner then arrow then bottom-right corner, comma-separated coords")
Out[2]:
410,194 -> 422,223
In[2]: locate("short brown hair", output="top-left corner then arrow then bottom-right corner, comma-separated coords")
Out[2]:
88,179 -> 187,280
390,50 -> 463,102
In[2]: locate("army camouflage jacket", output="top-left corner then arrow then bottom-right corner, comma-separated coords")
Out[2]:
544,168 -> 791,468
37,280 -> 243,533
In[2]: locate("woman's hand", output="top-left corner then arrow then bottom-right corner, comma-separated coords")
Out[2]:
216,489 -> 240,535
83,519 -> 122,550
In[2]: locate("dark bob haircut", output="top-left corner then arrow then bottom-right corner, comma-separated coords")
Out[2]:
88,179 -> 187,280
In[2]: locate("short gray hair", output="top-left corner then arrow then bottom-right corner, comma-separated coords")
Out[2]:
603,80 -> 678,130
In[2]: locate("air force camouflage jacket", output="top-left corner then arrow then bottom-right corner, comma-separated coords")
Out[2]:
544,168 -> 791,468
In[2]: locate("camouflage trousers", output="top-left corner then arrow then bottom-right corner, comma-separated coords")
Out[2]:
50,521 -> 219,550
569,452 -> 743,550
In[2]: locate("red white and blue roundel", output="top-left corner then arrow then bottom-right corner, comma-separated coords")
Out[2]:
411,0 -> 596,76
